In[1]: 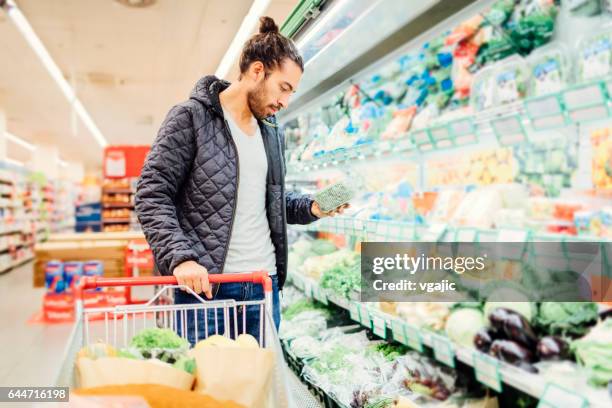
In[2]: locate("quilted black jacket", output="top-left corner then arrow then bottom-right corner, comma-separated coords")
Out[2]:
135,75 -> 317,289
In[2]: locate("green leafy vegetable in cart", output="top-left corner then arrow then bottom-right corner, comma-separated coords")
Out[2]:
130,328 -> 189,351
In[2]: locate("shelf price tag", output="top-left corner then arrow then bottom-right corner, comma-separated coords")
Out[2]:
538,383 -> 588,408
370,314 -> 387,339
422,223 -> 447,241
390,319 -> 406,345
391,321 -> 423,352
349,302 -> 360,322
491,115 -> 527,146
497,229 -> 528,260
431,334 -> 455,368
292,274 -> 304,291
313,286 -> 328,305
473,352 -> 502,393
303,280 -> 314,299
349,302 -> 368,325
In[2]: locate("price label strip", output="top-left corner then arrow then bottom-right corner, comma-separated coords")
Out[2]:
391,319 -> 407,345
292,275 -> 304,291
313,286 -> 328,305
349,302 -> 360,323
303,280 -> 314,299
537,383 -> 588,408
431,334 -> 455,368
473,353 -> 502,393
370,314 -> 387,339
401,322 -> 423,352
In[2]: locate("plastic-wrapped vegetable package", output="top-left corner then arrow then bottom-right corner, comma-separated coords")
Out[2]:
528,43 -> 571,96
493,56 -> 530,105
470,65 -> 497,111
577,28 -> 612,82
279,310 -> 328,341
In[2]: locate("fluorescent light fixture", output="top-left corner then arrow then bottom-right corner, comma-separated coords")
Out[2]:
215,0 -> 272,79
2,1 -> 108,148
295,0 -> 349,51
6,132 -> 35,151
5,157 -> 24,167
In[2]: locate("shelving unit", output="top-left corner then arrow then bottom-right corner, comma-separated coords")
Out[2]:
287,273 -> 609,408
280,0 -> 612,406
101,178 -> 137,233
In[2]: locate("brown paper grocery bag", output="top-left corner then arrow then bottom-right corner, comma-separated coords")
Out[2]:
76,357 -> 195,390
191,347 -> 275,408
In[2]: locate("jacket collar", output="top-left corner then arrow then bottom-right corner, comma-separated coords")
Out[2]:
189,75 -> 279,128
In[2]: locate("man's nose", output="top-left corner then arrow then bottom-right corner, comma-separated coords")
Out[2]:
278,95 -> 290,109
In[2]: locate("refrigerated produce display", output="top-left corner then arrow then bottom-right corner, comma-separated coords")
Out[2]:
280,0 -> 612,407
1,0 -> 611,406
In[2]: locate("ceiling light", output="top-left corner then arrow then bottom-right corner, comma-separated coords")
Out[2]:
6,132 -> 35,151
1,1 -> 108,148
215,0 -> 272,79
5,157 -> 24,167
57,158 -> 68,168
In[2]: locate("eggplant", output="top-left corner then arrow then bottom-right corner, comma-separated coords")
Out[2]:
489,308 -> 512,331
489,339 -> 534,364
474,327 -> 497,352
502,312 -> 538,348
536,336 -> 569,361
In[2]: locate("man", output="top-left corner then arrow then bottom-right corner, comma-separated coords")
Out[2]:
135,16 -> 346,344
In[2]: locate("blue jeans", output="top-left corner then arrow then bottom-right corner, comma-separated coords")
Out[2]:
174,275 -> 280,346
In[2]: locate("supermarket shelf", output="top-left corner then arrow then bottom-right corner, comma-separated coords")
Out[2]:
0,242 -> 28,254
0,228 -> 25,236
290,216 -> 612,244
0,255 -> 34,275
102,203 -> 134,209
102,218 -> 132,224
288,273 -> 610,408
102,188 -> 133,194
286,78 -> 612,179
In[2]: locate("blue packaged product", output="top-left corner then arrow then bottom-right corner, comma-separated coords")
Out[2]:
45,261 -> 64,292
437,52 -> 453,68
63,261 -> 84,290
83,261 -> 104,292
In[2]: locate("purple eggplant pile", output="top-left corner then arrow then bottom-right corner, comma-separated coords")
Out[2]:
474,308 -> 569,373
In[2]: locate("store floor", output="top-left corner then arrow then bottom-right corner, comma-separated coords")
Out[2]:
0,262 -> 321,407
0,261 -> 72,387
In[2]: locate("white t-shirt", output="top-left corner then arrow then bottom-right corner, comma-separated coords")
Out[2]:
221,107 -> 277,275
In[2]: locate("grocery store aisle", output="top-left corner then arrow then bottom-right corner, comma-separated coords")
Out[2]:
0,262 -> 73,387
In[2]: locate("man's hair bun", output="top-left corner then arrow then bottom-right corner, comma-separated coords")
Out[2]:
259,16 -> 279,34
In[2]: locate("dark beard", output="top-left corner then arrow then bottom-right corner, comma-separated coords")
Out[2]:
247,83 -> 272,119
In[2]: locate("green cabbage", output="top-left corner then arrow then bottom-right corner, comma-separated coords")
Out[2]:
445,308 -> 485,348
571,320 -> 612,387
537,302 -> 598,337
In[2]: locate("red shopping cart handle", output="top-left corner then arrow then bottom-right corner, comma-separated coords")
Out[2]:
77,271 -> 273,292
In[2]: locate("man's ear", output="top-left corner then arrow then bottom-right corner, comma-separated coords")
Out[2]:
249,61 -> 265,81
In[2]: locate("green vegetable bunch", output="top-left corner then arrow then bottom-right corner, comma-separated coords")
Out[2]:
537,302 -> 598,337
283,299 -> 330,321
319,253 -> 361,299
130,328 -> 189,351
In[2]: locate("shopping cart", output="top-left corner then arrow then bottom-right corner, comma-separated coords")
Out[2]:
55,272 -> 321,408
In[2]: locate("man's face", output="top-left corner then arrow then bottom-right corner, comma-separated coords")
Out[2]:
247,59 -> 302,119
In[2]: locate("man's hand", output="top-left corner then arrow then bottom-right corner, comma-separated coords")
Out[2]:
173,260 -> 212,299
311,201 -> 350,219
